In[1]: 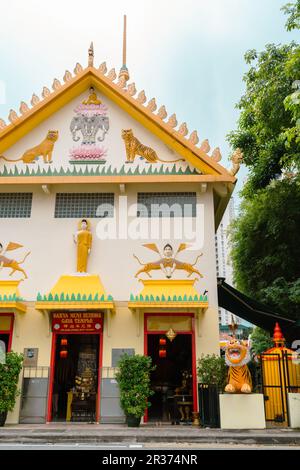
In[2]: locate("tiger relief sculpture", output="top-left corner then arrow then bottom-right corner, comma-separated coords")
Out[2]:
121,129 -> 184,164
224,338 -> 252,394
0,130 -> 59,164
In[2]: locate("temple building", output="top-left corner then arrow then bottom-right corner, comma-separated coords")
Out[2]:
0,26 -> 240,424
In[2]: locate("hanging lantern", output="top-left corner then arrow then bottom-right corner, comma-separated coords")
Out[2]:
159,349 -> 167,358
60,349 -> 68,359
166,328 -> 177,342
60,338 -> 68,346
159,338 -> 166,346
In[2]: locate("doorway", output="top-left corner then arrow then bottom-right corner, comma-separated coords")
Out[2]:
50,334 -> 101,422
147,333 -> 193,423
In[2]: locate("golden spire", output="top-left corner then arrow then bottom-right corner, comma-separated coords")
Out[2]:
88,42 -> 94,67
118,15 -> 130,83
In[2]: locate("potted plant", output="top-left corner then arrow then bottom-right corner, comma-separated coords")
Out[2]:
115,353 -> 155,427
0,351 -> 23,426
197,354 -> 226,427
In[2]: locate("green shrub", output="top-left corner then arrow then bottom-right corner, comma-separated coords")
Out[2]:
0,351 -> 23,413
197,354 -> 227,390
115,354 -> 155,419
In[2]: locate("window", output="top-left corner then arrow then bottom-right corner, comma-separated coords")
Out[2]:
137,192 -> 196,218
0,193 -> 32,218
54,193 -> 114,218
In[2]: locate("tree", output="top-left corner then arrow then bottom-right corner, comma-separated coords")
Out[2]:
250,327 -> 273,357
227,43 -> 300,197
229,176 -> 300,320
282,0 -> 300,31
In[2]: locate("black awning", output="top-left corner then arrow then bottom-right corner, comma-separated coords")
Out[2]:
217,278 -> 297,337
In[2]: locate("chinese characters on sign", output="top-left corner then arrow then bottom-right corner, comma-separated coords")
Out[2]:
52,312 -> 102,333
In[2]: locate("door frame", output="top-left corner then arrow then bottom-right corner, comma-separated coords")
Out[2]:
47,329 -> 103,423
144,312 -> 197,423
0,312 -> 14,352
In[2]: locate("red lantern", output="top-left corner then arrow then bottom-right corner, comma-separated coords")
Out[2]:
159,338 -> 166,346
60,338 -> 68,346
60,349 -> 68,359
159,349 -> 167,358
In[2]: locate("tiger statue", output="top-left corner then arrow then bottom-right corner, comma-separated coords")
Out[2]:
224,338 -> 252,393
121,129 -> 183,163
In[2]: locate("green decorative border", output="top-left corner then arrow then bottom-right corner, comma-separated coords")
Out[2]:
0,164 -> 201,177
0,294 -> 24,302
36,292 -> 113,302
129,293 -> 208,302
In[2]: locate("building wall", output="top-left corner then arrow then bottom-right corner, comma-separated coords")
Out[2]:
1,85 -> 222,423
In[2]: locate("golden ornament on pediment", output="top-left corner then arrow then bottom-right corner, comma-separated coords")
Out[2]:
137,90 -> 147,104
127,82 -> 137,96
178,122 -> 188,136
157,105 -> 167,120
52,78 -> 61,91
107,68 -> 117,81
74,63 -> 83,75
211,147 -> 222,162
8,109 -> 18,123
167,113 -> 177,128
199,139 -> 210,153
98,62 -> 107,74
189,130 -> 199,145
42,87 -> 51,99
63,70 -> 72,82
19,101 -> 29,115
31,94 -> 40,106
147,98 -> 157,112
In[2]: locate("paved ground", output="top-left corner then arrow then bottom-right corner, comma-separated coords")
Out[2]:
0,442 -> 300,450
0,423 -> 300,446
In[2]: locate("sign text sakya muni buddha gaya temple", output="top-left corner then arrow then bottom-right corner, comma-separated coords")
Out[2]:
0,18 -> 242,424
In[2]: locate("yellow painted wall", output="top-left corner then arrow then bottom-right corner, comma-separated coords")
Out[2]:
6,304 -> 52,424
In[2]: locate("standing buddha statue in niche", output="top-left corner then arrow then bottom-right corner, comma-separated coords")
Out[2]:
73,219 -> 92,273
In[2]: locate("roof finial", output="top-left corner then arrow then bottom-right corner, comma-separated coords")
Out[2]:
88,42 -> 94,67
118,15 -> 129,83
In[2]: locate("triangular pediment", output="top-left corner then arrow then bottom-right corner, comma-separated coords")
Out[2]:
0,64 -> 235,182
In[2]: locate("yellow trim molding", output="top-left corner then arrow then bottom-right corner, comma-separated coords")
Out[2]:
128,279 -> 209,311
0,280 -> 26,314
35,274 -> 114,311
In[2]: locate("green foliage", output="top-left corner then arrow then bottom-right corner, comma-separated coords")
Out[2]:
282,0 -> 300,31
250,327 -> 273,356
227,43 -> 300,197
115,354 -> 156,419
284,80 -> 300,148
0,351 -> 23,413
197,354 -> 227,390
229,176 -> 300,319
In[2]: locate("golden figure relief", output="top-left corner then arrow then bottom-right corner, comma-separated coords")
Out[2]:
73,219 -> 92,273
134,243 -> 203,279
0,242 -> 30,280
121,129 -> 184,164
82,87 -> 102,105
0,130 -> 59,164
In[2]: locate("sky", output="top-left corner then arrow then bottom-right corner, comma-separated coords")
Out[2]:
0,0 -> 299,200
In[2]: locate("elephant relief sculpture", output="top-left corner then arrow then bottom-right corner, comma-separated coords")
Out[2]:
70,115 -> 109,145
